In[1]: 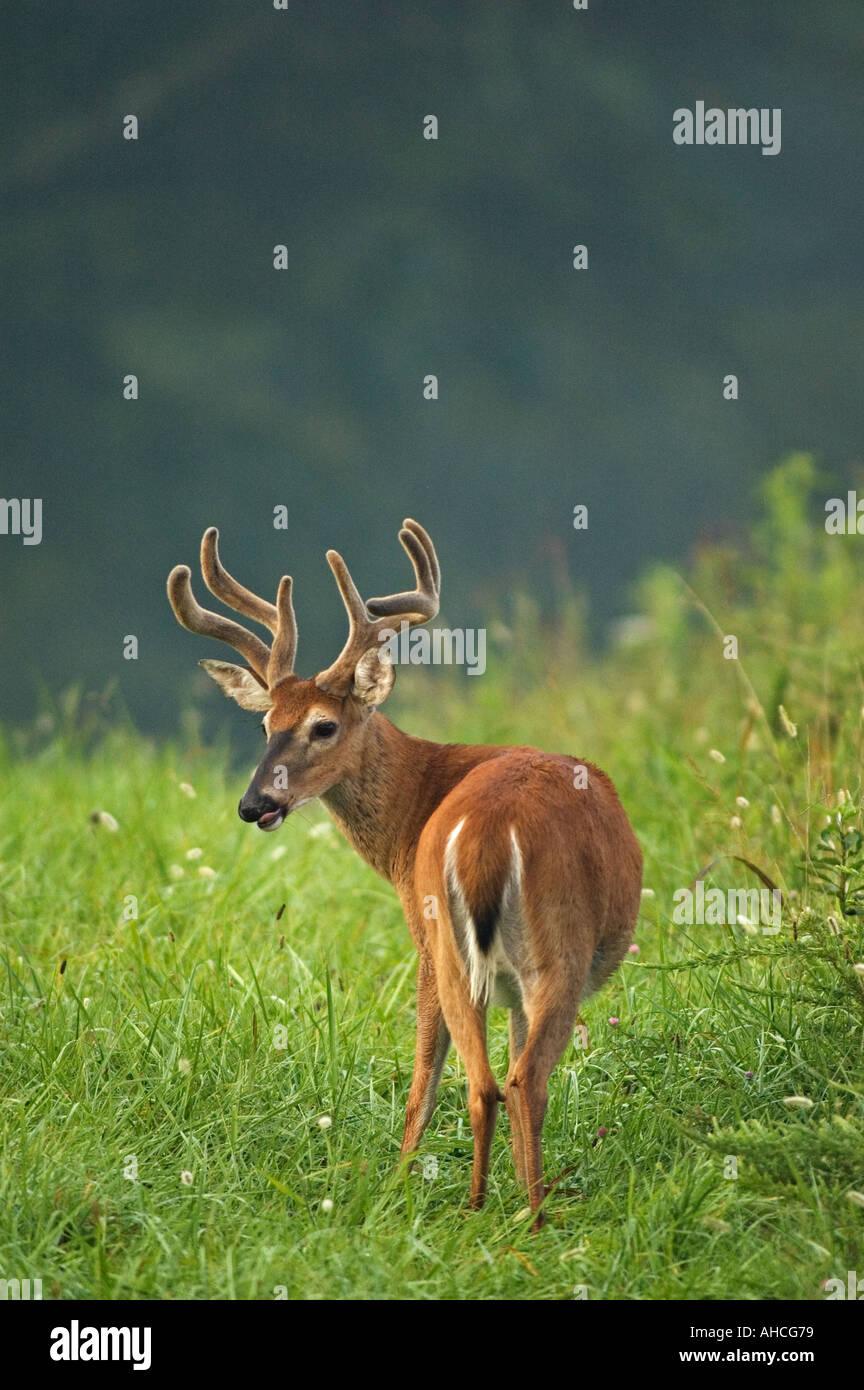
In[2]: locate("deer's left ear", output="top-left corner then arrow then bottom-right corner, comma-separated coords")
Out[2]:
352,647 -> 395,707
199,659 -> 272,711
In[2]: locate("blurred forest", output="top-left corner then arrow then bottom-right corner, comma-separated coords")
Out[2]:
0,0 -> 862,731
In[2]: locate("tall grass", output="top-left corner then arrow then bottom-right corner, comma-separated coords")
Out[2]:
1,456 -> 863,1299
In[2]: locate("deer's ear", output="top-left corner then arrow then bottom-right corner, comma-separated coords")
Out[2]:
352,647 -> 395,707
199,659 -> 272,711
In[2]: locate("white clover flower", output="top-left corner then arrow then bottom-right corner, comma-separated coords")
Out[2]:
735,796 -> 750,808
178,1058 -> 192,1075
308,822 -> 335,840
168,864 -> 184,880
270,845 -> 287,861
708,749 -> 726,764
640,888 -> 655,899
197,865 -> 217,879
180,1170 -> 194,1186
92,811 -> 119,831
730,815 -> 742,830
321,1198 -> 334,1213
318,1115 -> 332,1130
186,847 -> 203,860
783,1096 -> 813,1109
179,782 -> 196,799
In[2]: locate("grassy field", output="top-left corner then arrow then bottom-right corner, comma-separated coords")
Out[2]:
2,458 -> 864,1301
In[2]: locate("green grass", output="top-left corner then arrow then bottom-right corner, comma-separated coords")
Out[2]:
2,456 -> 864,1300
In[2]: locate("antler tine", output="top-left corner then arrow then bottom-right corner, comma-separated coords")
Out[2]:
167,565 -> 272,686
201,528 -> 279,633
267,575 -> 298,687
365,519 -> 440,620
315,519 -> 441,694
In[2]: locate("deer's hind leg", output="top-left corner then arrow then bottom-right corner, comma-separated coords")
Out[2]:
508,960 -> 589,1231
505,1005 -> 529,1188
433,934 -> 502,1211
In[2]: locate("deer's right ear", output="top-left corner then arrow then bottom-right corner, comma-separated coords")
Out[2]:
199,659 -> 272,711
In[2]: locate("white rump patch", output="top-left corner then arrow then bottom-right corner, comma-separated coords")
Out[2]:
445,822 -> 524,1007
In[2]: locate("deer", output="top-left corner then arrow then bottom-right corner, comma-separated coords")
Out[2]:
167,519 -> 642,1229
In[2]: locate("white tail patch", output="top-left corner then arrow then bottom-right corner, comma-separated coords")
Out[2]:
445,822 -> 524,1006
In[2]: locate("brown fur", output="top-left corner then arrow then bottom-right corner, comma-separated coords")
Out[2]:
168,521 -> 642,1229
262,697 -> 643,1229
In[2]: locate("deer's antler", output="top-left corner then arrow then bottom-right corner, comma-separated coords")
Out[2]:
315,518 -> 440,694
167,530 -> 297,688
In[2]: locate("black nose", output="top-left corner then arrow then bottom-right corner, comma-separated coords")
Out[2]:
238,793 -> 278,824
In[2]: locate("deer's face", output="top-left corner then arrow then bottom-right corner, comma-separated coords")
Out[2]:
237,676 -> 382,831
167,519 -> 439,831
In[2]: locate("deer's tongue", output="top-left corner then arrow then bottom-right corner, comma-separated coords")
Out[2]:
257,808 -> 286,832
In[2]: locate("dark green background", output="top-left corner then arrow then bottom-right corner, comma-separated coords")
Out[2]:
1,0 -> 861,729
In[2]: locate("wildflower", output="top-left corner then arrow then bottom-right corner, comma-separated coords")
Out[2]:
321,1198 -> 334,1213
186,847 -> 203,860
853,964 -> 864,979
730,816 -> 742,829
744,1070 -> 754,1080
846,1191 -> 864,1209
270,845 -> 287,861
91,810 -> 119,831
179,782 -> 196,799
735,796 -> 749,808
778,706 -> 797,738
608,1017 -> 619,1028
597,1127 -> 607,1139
627,943 -> 640,955
708,749 -> 725,764
308,822 -> 335,840
640,888 -> 655,899
782,1096 -> 813,1109
178,1058 -> 192,1075
197,865 -> 217,879
180,1170 -> 194,1186
168,864 -> 184,880
318,1115 -> 332,1130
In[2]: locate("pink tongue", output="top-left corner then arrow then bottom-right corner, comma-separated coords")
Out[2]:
258,809 -> 281,827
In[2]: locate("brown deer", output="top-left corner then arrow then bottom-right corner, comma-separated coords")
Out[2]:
167,519 -> 642,1228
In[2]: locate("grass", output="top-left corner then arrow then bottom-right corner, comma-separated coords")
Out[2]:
2,456 -> 864,1300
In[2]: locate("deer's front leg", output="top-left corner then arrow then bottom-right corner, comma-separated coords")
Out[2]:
400,953 -> 451,1156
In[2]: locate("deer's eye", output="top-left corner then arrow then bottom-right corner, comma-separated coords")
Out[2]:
312,720 -> 338,740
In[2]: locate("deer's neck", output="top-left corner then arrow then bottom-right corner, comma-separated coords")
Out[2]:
321,713 -> 480,885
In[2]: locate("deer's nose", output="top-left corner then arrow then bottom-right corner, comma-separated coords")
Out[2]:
238,792 -> 278,823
